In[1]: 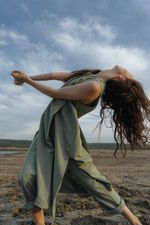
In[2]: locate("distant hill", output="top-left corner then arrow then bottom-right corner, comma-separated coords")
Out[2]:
88,142 -> 117,149
0,139 -> 118,149
0,139 -> 149,150
0,139 -> 31,147
88,143 -> 150,150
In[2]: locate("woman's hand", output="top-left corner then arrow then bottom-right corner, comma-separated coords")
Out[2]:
11,71 -> 28,85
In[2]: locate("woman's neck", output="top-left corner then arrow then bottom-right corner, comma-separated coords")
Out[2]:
97,69 -> 113,81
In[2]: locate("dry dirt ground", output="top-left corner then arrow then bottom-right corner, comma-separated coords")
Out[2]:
0,149 -> 150,225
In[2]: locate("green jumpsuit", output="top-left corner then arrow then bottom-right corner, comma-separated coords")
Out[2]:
19,72 -> 126,220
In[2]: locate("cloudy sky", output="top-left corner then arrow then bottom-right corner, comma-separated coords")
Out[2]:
0,0 -> 150,142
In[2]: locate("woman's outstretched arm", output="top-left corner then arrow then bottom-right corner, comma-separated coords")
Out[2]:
11,71 -> 101,103
29,71 -> 72,82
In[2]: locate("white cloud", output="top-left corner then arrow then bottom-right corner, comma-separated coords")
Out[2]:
41,17 -> 149,75
91,45 -> 149,73
59,17 -> 116,41
0,53 -> 15,73
0,16 -> 150,141
0,25 -> 66,76
0,25 -> 28,44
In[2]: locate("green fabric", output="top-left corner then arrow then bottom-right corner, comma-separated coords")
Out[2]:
19,73 -> 125,219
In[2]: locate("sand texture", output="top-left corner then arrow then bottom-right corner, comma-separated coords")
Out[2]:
0,149 -> 150,225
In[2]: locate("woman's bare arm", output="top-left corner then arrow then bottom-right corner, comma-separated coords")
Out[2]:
29,72 -> 72,82
11,71 -> 101,102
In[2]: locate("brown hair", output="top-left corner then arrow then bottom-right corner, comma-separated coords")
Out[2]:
70,69 -> 150,157
100,79 -> 150,157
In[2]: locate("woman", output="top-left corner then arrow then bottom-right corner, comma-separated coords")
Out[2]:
11,65 -> 149,225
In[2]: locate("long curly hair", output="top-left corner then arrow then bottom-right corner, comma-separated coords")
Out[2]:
69,69 -> 150,157
100,79 -> 150,157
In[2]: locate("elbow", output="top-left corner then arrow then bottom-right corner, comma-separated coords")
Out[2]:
50,89 -> 62,99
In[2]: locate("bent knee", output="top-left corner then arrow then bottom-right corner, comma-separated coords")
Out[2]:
18,169 -> 36,188
19,173 -> 37,202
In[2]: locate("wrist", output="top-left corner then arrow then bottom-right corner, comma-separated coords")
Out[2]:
25,76 -> 33,84
29,75 -> 35,80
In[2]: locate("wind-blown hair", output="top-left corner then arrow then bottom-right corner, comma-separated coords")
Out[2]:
100,79 -> 150,157
69,69 -> 150,157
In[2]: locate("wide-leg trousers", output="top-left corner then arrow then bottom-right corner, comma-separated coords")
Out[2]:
19,146 -> 125,215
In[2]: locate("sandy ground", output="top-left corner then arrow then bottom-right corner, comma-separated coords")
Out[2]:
0,149 -> 150,225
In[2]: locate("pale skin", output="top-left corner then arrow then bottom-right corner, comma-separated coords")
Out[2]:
10,65 -> 142,225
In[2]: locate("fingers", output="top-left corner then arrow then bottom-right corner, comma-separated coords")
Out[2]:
14,81 -> 20,85
11,70 -> 27,87
10,70 -> 27,82
11,71 -> 21,79
14,80 -> 19,85
11,70 -> 25,77
14,80 -> 24,85
11,70 -> 20,76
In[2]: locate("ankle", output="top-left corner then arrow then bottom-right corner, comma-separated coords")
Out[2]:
130,215 -> 142,225
32,207 -> 45,225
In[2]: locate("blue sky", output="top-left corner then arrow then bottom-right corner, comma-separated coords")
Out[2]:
0,0 -> 150,142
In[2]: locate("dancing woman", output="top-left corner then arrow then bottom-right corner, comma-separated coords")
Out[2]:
11,65 -> 150,225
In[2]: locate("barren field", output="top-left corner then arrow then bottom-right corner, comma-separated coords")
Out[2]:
0,149 -> 150,225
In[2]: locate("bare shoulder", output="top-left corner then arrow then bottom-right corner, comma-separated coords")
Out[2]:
54,79 -> 102,101
87,80 -> 101,92
79,80 -> 102,105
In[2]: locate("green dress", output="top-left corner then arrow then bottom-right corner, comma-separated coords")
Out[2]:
19,72 -> 125,220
